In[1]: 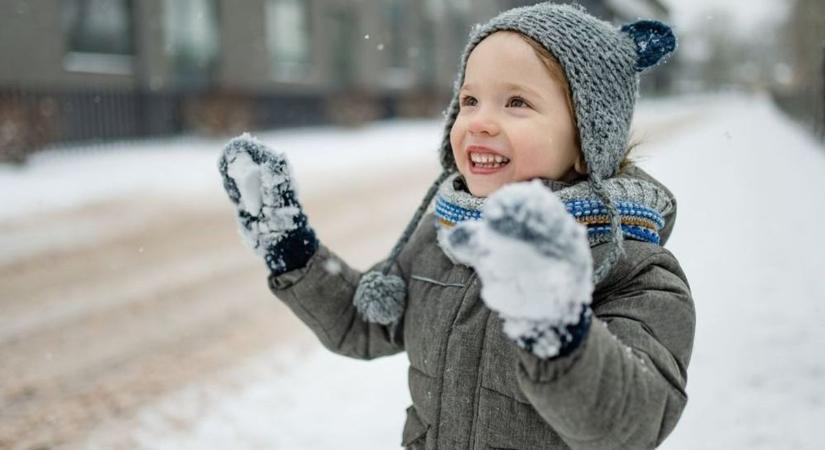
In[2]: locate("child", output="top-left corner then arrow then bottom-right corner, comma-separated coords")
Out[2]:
218,3 -> 694,449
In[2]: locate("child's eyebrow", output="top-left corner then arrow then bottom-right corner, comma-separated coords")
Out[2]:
460,82 -> 543,99
501,82 -> 543,98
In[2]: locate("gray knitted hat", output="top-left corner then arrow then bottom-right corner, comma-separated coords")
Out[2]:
353,2 -> 677,328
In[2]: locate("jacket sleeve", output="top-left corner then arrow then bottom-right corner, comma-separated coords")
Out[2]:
266,243 -> 409,360
513,247 -> 695,450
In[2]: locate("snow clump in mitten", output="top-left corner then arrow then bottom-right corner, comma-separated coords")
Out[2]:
445,179 -> 594,327
219,133 -> 303,256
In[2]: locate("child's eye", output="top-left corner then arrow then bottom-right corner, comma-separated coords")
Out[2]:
460,95 -> 477,107
506,96 -> 529,108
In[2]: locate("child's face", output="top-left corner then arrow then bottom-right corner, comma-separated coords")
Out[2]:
450,31 -> 582,197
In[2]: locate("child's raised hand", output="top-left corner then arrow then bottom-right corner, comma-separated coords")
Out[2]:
443,180 -> 594,358
218,133 -> 318,275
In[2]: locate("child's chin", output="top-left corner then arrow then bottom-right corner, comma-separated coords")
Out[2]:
466,179 -> 505,198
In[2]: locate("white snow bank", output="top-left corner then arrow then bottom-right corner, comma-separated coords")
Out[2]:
0,120 -> 441,222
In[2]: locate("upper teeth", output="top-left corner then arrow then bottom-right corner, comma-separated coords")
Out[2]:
470,153 -> 508,163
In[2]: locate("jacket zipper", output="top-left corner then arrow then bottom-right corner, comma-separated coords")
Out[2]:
466,273 -> 489,450
434,269 -> 477,448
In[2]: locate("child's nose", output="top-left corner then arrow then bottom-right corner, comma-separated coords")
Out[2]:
468,109 -> 501,136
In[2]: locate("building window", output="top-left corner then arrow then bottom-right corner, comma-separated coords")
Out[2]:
163,0 -> 220,86
61,0 -> 135,74
381,0 -> 413,89
385,0 -> 407,69
326,7 -> 356,87
266,0 -> 312,81
417,19 -> 437,87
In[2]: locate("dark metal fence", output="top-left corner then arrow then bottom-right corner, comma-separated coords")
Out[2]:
0,85 -> 451,163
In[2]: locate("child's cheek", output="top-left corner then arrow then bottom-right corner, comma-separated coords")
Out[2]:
449,120 -> 467,170
509,136 -> 545,180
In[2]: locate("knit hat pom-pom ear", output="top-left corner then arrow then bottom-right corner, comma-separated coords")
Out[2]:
620,19 -> 677,72
354,271 -> 406,326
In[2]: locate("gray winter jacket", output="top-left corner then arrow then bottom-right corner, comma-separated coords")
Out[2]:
268,166 -> 695,449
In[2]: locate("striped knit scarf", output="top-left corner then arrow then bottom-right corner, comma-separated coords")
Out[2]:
434,172 -> 673,247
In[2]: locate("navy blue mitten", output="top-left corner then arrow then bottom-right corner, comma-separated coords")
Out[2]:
442,180 -> 595,358
218,133 -> 318,276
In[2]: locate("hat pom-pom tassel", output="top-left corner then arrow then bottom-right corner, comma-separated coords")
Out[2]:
620,19 -> 677,72
354,271 -> 406,326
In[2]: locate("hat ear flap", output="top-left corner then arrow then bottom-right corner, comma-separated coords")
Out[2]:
620,19 -> 677,72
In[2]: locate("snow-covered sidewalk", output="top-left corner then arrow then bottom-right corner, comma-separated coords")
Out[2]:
643,94 -> 825,449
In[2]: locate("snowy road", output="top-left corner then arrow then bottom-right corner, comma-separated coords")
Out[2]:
0,146 -> 440,448
1,93 -> 823,449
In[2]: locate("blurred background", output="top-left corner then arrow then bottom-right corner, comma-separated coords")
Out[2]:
0,0 -> 823,449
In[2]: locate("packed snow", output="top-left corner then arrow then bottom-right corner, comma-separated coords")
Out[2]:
225,149 -> 263,215
4,92 -> 824,449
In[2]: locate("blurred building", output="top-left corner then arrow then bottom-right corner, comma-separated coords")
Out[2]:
0,0 -> 670,161
773,0 -> 824,139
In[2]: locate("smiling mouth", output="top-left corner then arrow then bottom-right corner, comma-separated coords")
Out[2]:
469,152 -> 510,170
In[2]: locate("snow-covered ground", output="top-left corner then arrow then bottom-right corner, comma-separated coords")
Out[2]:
640,94 -> 825,449
4,92 -> 824,449
0,119 -> 441,222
